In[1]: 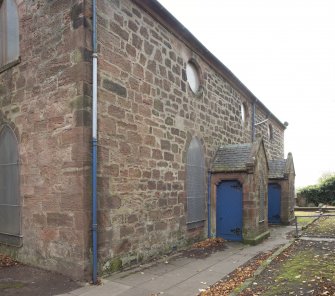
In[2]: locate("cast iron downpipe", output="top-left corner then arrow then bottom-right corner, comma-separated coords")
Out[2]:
207,171 -> 211,238
92,0 -> 98,285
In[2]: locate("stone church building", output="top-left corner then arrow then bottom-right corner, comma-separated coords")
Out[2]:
0,0 -> 295,280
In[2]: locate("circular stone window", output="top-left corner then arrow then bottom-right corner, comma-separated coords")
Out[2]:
186,61 -> 201,94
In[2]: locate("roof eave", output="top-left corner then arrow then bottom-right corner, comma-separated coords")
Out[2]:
131,0 -> 286,129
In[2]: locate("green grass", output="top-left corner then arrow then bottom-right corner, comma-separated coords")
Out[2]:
295,210 -> 320,216
0,281 -> 26,290
303,216 -> 335,236
264,248 -> 335,295
295,211 -> 319,228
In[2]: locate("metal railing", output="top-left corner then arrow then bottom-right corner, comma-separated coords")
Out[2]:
294,208 -> 335,238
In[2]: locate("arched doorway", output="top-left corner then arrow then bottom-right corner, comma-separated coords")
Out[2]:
268,183 -> 281,224
216,180 -> 243,241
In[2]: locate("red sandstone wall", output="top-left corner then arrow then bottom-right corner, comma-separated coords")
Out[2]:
96,0 -> 282,270
0,0 -> 92,279
0,0 -> 286,278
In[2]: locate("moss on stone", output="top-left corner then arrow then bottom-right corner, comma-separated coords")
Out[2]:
0,246 -> 19,260
104,257 -> 122,274
243,230 -> 270,245
69,95 -> 91,110
11,106 -> 20,113
71,49 -> 83,64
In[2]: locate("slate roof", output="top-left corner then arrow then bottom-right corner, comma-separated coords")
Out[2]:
211,143 -> 253,172
268,159 -> 287,179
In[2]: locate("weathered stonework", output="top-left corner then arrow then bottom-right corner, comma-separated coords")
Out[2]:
210,139 -> 270,244
0,0 -> 289,279
0,0 -> 92,279
95,0 -> 284,270
268,153 -> 296,224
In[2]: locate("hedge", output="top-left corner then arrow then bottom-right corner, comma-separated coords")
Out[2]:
298,175 -> 335,206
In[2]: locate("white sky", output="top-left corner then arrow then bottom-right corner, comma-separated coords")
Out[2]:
157,0 -> 335,188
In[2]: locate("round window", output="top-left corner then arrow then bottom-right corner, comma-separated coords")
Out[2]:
186,62 -> 200,93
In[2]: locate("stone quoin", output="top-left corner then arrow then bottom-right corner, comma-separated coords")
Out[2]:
0,0 -> 294,280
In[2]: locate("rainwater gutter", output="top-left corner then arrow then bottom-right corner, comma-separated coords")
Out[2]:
207,171 -> 211,238
91,0 -> 98,285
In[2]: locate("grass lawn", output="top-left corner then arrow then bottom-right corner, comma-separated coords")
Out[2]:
294,210 -> 319,228
239,216 -> 335,296
302,216 -> 335,238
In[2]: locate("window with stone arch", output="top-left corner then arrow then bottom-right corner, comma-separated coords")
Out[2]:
186,137 -> 205,227
240,102 -> 248,125
0,124 -> 21,246
0,0 -> 20,69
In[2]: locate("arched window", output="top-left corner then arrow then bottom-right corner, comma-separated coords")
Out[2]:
241,102 -> 248,124
0,125 -> 21,246
0,0 -> 20,68
186,137 -> 205,227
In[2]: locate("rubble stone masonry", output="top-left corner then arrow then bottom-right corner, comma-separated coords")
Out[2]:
96,0 -> 285,271
0,0 -> 92,279
0,0 -> 286,279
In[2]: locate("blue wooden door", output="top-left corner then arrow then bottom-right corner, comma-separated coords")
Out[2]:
216,181 -> 243,241
268,183 -> 281,224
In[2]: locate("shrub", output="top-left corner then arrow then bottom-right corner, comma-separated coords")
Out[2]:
298,175 -> 335,206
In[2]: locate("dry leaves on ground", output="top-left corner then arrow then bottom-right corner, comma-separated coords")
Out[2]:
198,251 -> 273,296
192,238 -> 226,249
0,254 -> 18,267
181,238 -> 227,259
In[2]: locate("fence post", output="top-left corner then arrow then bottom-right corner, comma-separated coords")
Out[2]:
295,216 -> 299,237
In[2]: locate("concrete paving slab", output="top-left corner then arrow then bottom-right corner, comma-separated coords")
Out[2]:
65,285 -> 96,296
75,281 -> 131,296
104,286 -> 155,296
139,265 -> 199,291
165,285 -> 199,296
110,270 -> 158,286
209,257 -> 246,274
142,261 -> 181,276
171,269 -> 223,294
65,225 -> 294,296
168,256 -> 195,267
181,255 -> 226,272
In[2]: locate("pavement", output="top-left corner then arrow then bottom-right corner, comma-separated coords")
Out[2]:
57,225 -> 296,296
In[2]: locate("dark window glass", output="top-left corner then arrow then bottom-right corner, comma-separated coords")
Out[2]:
0,0 -> 20,68
186,138 -> 205,226
0,125 -> 21,246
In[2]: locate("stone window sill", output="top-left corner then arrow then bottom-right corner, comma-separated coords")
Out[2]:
0,57 -> 21,74
187,219 -> 205,230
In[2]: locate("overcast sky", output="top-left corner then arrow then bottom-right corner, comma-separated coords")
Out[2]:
157,0 -> 335,188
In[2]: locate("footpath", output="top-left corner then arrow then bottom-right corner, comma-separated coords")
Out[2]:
58,225 -> 296,296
